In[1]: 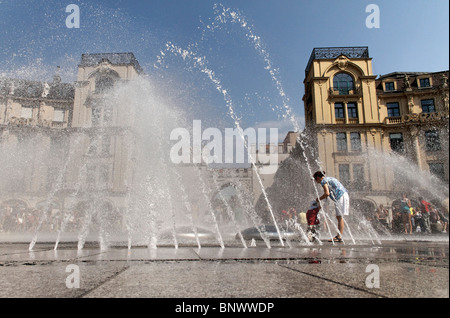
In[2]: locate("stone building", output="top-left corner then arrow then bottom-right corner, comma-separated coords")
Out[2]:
0,53 -> 145,235
0,74 -> 74,206
0,53 -> 270,236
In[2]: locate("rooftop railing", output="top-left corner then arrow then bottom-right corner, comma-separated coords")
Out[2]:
306,47 -> 369,75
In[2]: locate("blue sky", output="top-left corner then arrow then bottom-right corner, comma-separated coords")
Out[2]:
1,0 -> 449,138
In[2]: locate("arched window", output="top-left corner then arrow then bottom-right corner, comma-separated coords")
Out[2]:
95,76 -> 115,93
333,73 -> 354,95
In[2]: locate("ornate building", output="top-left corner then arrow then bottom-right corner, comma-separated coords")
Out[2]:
302,47 -> 449,211
0,74 -> 74,194
0,53 -> 143,235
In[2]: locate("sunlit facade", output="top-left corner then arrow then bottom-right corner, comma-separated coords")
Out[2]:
302,47 -> 449,210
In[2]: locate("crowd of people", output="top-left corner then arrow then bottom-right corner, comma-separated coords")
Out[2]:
1,187 -> 449,240
0,206 -> 106,233
279,192 -> 449,239
0,206 -> 65,233
373,194 -> 448,235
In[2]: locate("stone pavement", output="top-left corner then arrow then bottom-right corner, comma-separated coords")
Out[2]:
0,240 -> 448,300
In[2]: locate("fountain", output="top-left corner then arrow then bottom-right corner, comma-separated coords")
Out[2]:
0,4 -> 448,252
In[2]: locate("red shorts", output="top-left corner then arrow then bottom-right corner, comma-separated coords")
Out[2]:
306,208 -> 320,226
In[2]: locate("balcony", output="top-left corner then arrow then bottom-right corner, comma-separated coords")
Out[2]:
334,117 -> 359,125
384,111 -> 449,125
51,121 -> 67,128
384,116 -> 403,124
8,117 -> 33,127
59,182 -> 113,192
328,86 -> 362,98
7,117 -> 68,129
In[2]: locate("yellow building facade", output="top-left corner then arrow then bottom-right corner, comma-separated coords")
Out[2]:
302,47 -> 449,210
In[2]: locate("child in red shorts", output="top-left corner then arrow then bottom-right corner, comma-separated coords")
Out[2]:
306,200 -> 321,242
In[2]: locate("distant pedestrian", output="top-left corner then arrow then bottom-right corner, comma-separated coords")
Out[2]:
419,197 -> 432,234
400,193 -> 413,234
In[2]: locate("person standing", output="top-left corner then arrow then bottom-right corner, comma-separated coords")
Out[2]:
375,204 -> 389,228
400,193 -> 413,234
313,171 -> 349,242
419,197 -> 432,234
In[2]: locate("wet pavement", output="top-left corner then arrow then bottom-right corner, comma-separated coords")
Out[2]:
0,239 -> 448,299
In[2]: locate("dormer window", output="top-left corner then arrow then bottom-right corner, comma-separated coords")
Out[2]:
384,82 -> 395,91
419,77 -> 431,88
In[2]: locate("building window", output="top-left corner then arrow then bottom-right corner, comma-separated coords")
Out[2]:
336,133 -> 347,152
387,102 -> 400,117
103,105 -> 113,125
425,130 -> 441,152
101,136 -> 111,155
99,165 -> 109,187
92,107 -> 102,127
353,164 -> 365,183
87,138 -> 98,155
389,133 -> 404,153
394,167 -> 408,185
347,102 -> 358,118
95,76 -> 115,93
333,73 -> 354,95
339,164 -> 350,185
46,167 -> 59,191
335,103 -> 345,119
21,106 -> 33,119
350,132 -> 362,151
429,163 -> 445,181
85,164 -> 110,189
385,82 -> 395,91
419,78 -> 431,88
421,99 -> 435,113
53,109 -> 65,122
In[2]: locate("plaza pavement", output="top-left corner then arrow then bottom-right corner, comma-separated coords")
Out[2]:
0,239 -> 448,301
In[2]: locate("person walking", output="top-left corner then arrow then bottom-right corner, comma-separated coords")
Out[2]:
313,171 -> 349,242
